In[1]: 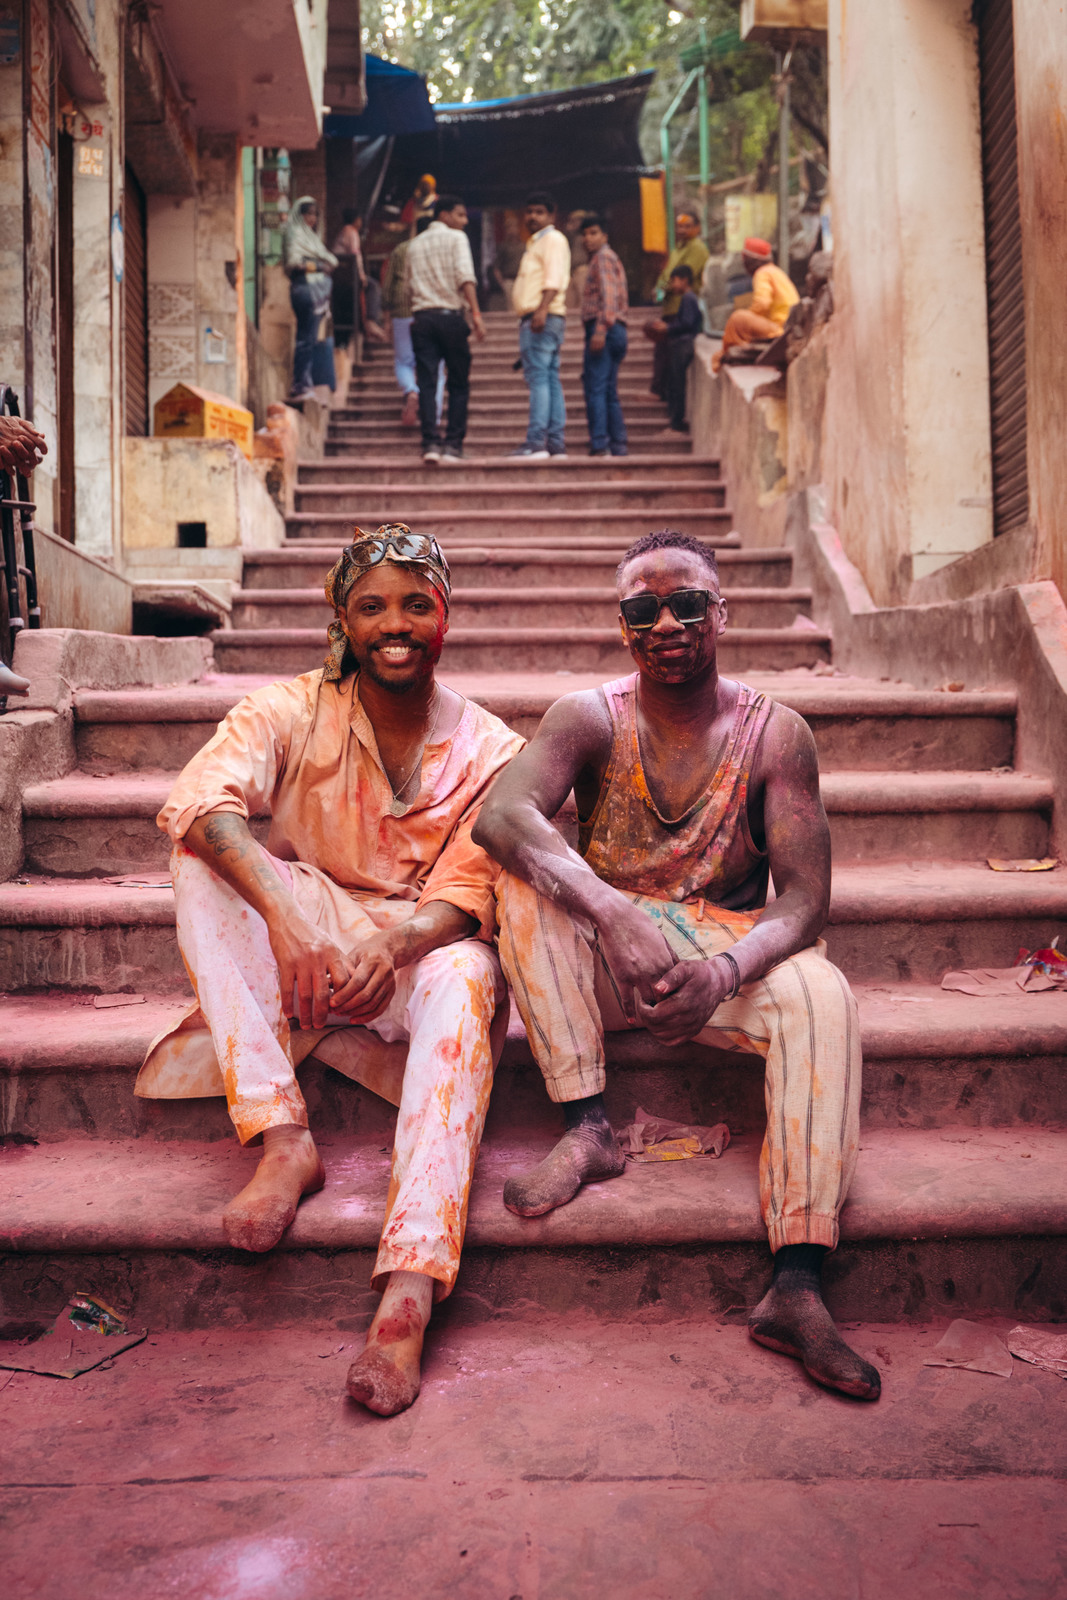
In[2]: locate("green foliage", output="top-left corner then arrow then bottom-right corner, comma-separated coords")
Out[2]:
360,1 -> 826,191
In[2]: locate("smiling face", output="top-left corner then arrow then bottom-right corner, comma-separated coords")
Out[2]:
617,548 -> 725,685
341,563 -> 448,693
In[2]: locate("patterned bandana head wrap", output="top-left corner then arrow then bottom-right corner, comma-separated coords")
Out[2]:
322,523 -> 452,682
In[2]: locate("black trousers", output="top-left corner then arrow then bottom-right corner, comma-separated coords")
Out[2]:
665,334 -> 695,430
411,309 -> 471,448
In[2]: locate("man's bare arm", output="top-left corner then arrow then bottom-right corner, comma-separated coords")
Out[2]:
474,693 -> 618,921
726,705 -> 831,984
637,706 -> 831,1046
330,900 -> 476,1020
474,694 -> 676,1007
184,812 -> 353,1030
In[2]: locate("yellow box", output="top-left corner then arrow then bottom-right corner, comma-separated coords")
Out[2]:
153,383 -> 254,461
740,0 -> 827,40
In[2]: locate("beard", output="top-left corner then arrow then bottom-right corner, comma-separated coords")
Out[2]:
357,637 -> 434,694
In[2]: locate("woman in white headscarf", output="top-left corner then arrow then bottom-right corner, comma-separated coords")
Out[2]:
283,197 -> 337,401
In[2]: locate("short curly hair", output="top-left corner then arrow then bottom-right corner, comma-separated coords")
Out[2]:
616,528 -> 720,590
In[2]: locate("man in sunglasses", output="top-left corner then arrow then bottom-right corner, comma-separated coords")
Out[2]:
138,524 -> 524,1416
474,528 -> 879,1402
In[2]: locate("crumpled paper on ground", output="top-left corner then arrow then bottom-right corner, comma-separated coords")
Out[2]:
923,1319 -> 1013,1377
941,966 -> 1067,997
0,1295 -> 146,1378
617,1107 -> 730,1163
1006,1326 -> 1067,1380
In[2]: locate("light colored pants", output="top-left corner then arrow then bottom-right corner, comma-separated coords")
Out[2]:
497,874 -> 861,1253
391,314 -> 445,416
166,846 -> 504,1297
712,308 -> 784,371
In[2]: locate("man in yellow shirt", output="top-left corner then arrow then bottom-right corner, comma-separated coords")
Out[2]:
646,212 -> 710,397
713,236 -> 799,372
511,190 -> 572,458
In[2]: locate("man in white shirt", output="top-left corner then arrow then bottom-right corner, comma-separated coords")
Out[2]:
405,195 -> 486,463
510,191 -> 571,460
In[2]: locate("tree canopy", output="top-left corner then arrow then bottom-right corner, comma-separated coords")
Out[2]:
360,0 -> 826,194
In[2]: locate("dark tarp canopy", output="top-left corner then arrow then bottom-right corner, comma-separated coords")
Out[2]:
380,72 -> 657,213
325,53 -> 436,139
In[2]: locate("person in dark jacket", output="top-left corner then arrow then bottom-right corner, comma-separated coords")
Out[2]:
656,265 -> 703,435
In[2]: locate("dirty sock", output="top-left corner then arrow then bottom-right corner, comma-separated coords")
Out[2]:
503,1095 -> 626,1218
748,1244 -> 881,1401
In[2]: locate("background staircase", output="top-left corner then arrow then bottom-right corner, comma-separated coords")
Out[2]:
2,310 -> 1065,1337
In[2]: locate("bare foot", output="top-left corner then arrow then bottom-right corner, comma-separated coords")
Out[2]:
748,1282 -> 881,1400
222,1124 -> 325,1252
503,1123 -> 626,1218
346,1270 -> 434,1416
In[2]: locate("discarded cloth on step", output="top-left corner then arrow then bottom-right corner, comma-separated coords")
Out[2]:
1006,1326 -> 1067,1380
617,1106 -> 730,1163
922,1319 -> 1012,1378
0,1296 -> 146,1379
941,959 -> 1067,998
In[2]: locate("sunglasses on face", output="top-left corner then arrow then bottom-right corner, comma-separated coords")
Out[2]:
350,531 -> 446,568
619,588 -> 720,631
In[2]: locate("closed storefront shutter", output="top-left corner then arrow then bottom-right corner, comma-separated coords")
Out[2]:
123,164 -> 149,438
976,0 -> 1028,536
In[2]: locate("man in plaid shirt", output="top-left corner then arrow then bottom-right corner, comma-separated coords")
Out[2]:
579,215 -> 630,457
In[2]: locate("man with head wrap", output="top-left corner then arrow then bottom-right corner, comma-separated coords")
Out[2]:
137,526 -> 524,1415
282,197 -> 338,401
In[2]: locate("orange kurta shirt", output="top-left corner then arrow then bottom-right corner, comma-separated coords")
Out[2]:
157,669 -> 525,939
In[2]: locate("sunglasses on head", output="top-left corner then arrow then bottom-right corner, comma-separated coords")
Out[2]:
619,588 -> 719,631
350,530 -> 445,567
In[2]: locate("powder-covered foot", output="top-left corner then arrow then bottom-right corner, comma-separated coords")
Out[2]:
748,1283 -> 881,1400
222,1125 -> 325,1253
346,1277 -> 431,1417
503,1124 -> 626,1218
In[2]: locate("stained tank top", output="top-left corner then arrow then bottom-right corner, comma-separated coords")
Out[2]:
579,674 -> 773,911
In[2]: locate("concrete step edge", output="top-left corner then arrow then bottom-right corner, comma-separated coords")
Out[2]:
71,683 -> 1019,725
3,986 -> 1064,1072
3,865 -> 1065,926
22,770 -> 1052,821
210,626 -> 833,647
2,1126 -> 1065,1253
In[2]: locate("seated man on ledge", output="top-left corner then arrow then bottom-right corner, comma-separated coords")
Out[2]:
473,528 -> 880,1401
712,236 -> 799,372
137,525 -> 523,1416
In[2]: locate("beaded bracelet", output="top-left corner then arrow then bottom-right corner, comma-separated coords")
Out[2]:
716,949 -> 742,1000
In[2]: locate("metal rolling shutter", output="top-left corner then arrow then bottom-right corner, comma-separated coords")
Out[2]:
976,0 -> 1028,535
123,164 -> 149,437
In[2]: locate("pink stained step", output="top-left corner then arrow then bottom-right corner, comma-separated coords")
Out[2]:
2,1126 -> 1067,1255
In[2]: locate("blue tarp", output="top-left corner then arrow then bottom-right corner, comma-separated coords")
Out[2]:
325,54 -> 435,139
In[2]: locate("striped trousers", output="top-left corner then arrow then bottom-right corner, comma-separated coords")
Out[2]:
497,874 -> 861,1252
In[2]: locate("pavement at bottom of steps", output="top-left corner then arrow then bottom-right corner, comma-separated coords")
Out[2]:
1,1315 -> 1065,1598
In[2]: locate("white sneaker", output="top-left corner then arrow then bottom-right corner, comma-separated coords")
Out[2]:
509,446 -> 549,459
423,445 -> 442,463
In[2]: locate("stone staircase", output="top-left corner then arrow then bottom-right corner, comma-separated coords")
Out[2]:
2,311 -> 1066,1337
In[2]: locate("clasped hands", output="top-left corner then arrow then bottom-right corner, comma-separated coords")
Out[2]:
597,899 -> 737,1049
268,915 -> 401,1030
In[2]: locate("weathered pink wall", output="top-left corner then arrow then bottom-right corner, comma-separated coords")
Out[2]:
1013,0 -> 1067,605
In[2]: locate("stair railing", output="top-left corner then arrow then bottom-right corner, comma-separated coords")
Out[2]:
0,385 -> 41,710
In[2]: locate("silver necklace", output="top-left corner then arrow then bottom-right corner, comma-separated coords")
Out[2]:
388,687 -> 442,816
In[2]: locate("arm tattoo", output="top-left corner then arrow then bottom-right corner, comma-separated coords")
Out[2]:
202,813 -> 252,862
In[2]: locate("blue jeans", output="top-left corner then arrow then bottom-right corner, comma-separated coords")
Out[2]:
392,315 -> 445,415
582,320 -> 628,452
519,314 -> 566,451
289,281 -> 318,393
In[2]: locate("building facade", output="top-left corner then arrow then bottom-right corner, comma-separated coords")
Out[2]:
823,0 -> 1067,606
0,0 -> 336,629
